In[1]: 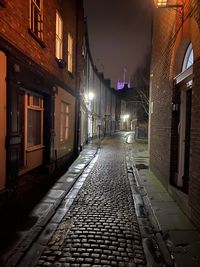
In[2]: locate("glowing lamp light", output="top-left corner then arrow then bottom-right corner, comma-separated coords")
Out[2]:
154,0 -> 168,7
122,114 -> 130,121
154,0 -> 183,9
124,114 -> 130,119
88,92 -> 95,101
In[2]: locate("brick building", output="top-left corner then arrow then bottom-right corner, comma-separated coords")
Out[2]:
150,0 -> 200,229
79,31 -> 117,148
0,0 -> 84,206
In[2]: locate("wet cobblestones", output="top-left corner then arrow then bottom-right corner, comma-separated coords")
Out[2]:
35,137 -> 146,267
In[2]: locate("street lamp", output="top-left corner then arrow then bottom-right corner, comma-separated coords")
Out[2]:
88,92 -> 95,101
123,114 -> 130,121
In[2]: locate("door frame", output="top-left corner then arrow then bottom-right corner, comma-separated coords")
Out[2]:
0,50 -> 7,190
171,66 -> 193,192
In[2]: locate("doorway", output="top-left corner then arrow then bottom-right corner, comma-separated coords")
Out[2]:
171,43 -> 193,193
18,90 -> 44,175
177,85 -> 192,193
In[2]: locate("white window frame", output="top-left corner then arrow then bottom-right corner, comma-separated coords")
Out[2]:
68,33 -> 73,72
29,0 -> 43,40
56,11 -> 63,59
25,93 -> 44,152
60,101 -> 70,142
182,43 -> 194,72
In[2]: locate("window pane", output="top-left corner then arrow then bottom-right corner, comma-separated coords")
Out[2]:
27,109 -> 42,147
186,49 -> 194,69
30,0 -> 43,39
65,104 -> 69,113
32,95 -> 40,106
56,11 -> 63,59
65,115 -> 69,127
35,0 -> 41,9
65,127 -> 68,140
182,43 -> 194,71
68,33 -> 73,72
60,102 -> 69,141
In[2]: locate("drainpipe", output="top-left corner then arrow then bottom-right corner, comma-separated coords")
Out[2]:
148,2 -> 154,153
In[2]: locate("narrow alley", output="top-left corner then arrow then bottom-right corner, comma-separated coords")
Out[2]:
1,1 -> 200,267
34,134 -> 146,267
2,133 -> 147,267
1,133 -> 200,267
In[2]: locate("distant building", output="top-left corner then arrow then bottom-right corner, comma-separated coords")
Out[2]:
116,80 -> 131,90
116,67 -> 131,90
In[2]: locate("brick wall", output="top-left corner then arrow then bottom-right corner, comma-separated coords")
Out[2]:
0,0 -> 83,90
150,7 -> 177,186
150,0 -> 200,229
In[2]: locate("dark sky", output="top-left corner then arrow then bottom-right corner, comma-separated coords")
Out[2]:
83,0 -> 152,88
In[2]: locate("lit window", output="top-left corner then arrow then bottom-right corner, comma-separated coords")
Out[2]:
182,43 -> 194,72
60,102 -> 69,142
56,11 -> 63,59
27,94 -> 43,148
30,0 -> 43,40
68,33 -> 73,72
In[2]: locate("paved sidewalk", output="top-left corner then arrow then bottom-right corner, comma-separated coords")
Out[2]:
125,132 -> 200,267
1,142 -> 98,267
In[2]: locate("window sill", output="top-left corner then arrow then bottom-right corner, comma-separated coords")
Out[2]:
26,145 -> 45,152
28,29 -> 46,48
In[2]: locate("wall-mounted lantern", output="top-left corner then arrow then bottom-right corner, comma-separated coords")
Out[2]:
154,0 -> 184,22
154,0 -> 183,9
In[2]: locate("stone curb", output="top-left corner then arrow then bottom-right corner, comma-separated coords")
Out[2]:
125,147 -> 175,267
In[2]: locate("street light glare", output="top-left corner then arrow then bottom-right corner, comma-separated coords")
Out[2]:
88,92 -> 95,101
124,114 -> 130,119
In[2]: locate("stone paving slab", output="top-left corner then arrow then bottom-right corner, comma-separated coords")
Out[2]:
124,133 -> 200,267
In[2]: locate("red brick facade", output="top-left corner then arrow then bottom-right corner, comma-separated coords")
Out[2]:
0,0 -> 83,89
0,0 -> 84,205
150,0 -> 200,229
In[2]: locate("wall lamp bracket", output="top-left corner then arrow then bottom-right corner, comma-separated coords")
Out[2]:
155,1 -> 184,23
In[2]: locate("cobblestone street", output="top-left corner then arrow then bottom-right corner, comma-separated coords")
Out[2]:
35,135 -> 146,267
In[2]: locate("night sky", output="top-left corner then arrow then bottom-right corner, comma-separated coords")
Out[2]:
84,0 -> 152,88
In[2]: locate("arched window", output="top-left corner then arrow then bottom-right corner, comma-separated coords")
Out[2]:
182,43 -> 194,72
